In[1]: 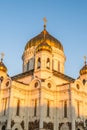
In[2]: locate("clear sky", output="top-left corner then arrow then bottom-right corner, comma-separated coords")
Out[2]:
0,0 -> 87,78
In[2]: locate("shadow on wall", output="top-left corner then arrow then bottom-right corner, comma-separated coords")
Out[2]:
0,105 -> 86,130
57,105 -> 86,130
0,105 -> 54,130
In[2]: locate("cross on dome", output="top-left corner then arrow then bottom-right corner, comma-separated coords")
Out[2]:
0,52 -> 4,62
84,56 -> 87,65
43,17 -> 47,25
43,17 -> 47,29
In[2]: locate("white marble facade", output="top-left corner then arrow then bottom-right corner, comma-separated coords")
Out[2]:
0,26 -> 87,130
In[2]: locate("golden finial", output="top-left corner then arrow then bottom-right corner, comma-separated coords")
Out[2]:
0,52 -> 4,62
84,56 -> 87,65
43,17 -> 47,29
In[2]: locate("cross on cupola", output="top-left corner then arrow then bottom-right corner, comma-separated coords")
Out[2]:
84,56 -> 87,65
0,52 -> 4,62
43,17 -> 48,40
43,17 -> 47,30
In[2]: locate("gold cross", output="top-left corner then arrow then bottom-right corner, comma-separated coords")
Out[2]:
0,52 -> 4,61
84,56 -> 87,65
43,17 -> 47,26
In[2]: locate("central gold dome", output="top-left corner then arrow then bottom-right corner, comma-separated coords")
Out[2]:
25,29 -> 64,51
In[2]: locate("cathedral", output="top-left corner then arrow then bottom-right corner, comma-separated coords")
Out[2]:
0,21 -> 87,130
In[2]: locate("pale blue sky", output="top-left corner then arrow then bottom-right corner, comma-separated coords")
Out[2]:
0,0 -> 87,78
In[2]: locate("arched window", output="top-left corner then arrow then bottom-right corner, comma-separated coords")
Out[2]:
2,125 -> 6,130
27,61 -> 29,70
37,58 -> 41,69
15,128 -> 18,130
58,61 -> 60,72
3,98 -> 7,115
52,60 -> 54,70
46,58 -> 50,69
34,82 -> 38,88
47,100 -> 50,117
16,100 -> 20,116
34,99 -> 37,116
64,101 -> 67,117
77,101 -> 80,117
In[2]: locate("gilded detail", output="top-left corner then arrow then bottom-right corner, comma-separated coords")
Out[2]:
25,29 -> 63,51
36,42 -> 52,53
80,65 -> 87,75
0,61 -> 7,72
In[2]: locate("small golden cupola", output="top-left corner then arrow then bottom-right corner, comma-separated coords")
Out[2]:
80,56 -> 87,75
0,53 -> 7,73
36,41 -> 52,53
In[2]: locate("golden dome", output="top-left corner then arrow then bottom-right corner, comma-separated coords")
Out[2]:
36,41 -> 52,53
0,60 -> 7,73
25,29 -> 63,51
80,64 -> 87,75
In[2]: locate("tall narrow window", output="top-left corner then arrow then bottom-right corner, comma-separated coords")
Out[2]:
4,98 -> 7,115
46,58 -> 50,69
16,100 -> 20,116
52,60 -> 54,70
34,99 -> 37,116
27,61 -> 29,71
37,58 -> 41,69
64,101 -> 67,118
58,61 -> 60,72
77,101 -> 79,117
47,100 -> 50,117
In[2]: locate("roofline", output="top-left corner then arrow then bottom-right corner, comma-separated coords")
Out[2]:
11,69 -> 75,83
11,69 -> 34,80
53,70 -> 75,83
